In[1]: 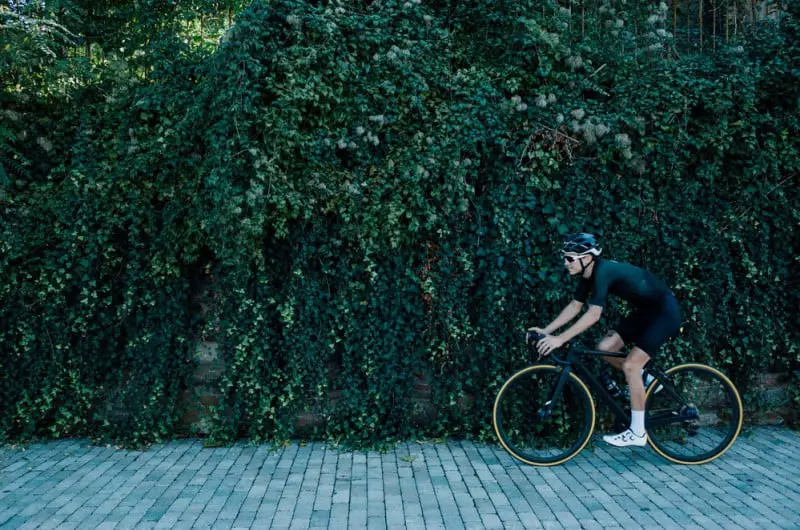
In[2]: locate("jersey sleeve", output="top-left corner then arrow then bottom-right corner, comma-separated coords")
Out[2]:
574,277 -> 590,303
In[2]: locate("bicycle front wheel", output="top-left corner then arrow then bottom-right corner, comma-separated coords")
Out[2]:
646,363 -> 743,465
493,365 -> 595,466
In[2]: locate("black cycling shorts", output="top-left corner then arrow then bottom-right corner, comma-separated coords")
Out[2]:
614,294 -> 682,357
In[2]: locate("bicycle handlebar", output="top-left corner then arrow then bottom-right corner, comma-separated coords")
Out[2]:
524,330 -> 545,343
524,330 -> 570,364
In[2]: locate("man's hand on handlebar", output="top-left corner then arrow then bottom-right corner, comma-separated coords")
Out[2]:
526,327 -> 546,344
536,335 -> 565,356
526,327 -> 566,357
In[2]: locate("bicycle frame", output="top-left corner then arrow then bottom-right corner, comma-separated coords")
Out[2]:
537,342 -> 685,429
538,346 -> 629,425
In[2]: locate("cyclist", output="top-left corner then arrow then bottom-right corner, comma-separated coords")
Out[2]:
528,233 -> 682,447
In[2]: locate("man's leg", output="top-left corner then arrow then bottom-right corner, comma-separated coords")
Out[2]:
623,347 -> 651,413
598,330 -> 625,369
602,347 -> 651,447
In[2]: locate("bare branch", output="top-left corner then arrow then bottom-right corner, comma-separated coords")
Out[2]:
0,11 -> 79,44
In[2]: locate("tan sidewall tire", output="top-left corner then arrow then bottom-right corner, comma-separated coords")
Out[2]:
493,364 -> 596,466
646,363 -> 743,465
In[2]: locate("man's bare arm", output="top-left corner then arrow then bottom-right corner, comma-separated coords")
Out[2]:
557,305 -> 603,342
539,300 -> 583,334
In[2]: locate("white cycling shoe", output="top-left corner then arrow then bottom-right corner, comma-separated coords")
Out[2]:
603,429 -> 648,447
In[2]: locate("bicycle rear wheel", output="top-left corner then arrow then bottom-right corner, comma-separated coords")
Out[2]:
645,363 -> 743,464
493,365 -> 595,466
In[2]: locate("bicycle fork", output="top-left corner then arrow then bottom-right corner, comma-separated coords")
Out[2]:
538,365 -> 573,419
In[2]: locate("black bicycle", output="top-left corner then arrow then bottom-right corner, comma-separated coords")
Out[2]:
492,332 -> 743,466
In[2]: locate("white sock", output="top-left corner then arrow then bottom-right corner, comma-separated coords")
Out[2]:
630,410 -> 645,437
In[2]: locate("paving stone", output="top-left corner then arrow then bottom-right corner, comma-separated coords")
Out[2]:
1,428 -> 798,529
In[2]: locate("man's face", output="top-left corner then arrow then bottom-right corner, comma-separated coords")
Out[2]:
563,253 -> 590,275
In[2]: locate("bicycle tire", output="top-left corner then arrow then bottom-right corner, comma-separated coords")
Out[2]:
645,363 -> 743,465
493,364 -> 595,466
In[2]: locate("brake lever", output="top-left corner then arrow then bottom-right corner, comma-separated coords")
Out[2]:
525,331 -> 572,364
525,331 -> 551,362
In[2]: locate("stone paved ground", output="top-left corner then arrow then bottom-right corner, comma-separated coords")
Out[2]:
1,427 -> 798,529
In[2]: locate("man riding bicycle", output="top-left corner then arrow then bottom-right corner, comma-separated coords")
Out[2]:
529,233 -> 682,447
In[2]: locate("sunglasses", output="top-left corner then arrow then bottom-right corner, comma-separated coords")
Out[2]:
562,253 -> 587,263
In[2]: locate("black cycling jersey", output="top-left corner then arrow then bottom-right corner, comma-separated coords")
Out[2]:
574,259 -> 671,308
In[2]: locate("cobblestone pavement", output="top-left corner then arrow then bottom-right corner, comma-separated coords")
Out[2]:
1,427 -> 798,529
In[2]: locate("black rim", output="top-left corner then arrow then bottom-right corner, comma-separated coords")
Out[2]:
646,365 -> 741,463
495,367 -> 594,464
